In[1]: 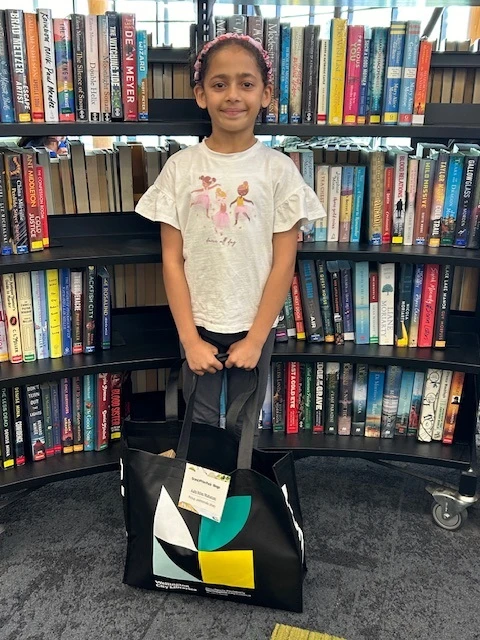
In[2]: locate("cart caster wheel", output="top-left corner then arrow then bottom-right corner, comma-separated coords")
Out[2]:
432,502 -> 468,531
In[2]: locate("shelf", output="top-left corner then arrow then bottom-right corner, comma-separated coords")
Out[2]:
430,52 -> 480,68
148,47 -> 190,64
257,431 -> 471,470
0,447 -> 120,494
297,242 -> 480,266
272,332 -> 480,374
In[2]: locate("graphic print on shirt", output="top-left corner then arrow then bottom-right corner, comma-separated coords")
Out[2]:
212,187 -> 230,233
231,181 -> 255,226
190,176 -> 219,216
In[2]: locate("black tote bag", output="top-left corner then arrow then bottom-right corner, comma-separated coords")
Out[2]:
121,359 -> 306,612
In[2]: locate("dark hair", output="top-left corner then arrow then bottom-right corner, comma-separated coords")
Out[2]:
195,38 -> 270,86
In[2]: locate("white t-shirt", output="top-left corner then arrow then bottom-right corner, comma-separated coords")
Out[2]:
135,140 -> 326,333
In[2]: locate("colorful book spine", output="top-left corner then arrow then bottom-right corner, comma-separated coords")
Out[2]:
96,266 -> 111,349
378,263 -> 395,346
440,154 -> 464,246
5,9 -> 31,122
391,150 -> 408,244
71,14 -> 87,121
15,271 -> 35,362
37,8 -> 58,122
264,18 -> 280,124
313,362 -> 324,433
434,263 -> 453,349
72,376 -> 83,452
395,263 -> 413,347
291,273 -> 306,341
110,372 -> 123,440
351,364 -> 368,435
325,362 -> 340,434
408,264 -> 424,347
302,25 -> 320,124
327,261 -> 344,345
136,29 -> 148,121
96,372 -> 110,450
298,259 -> 324,342
49,381 -> 61,454
369,268 -> 379,344
85,14 -> 100,121
0,288 -> 8,361
40,383 -> 54,457
286,361 -> 299,434
316,260 -> 334,343
25,384 -> 46,461
327,166 -> 342,241
279,24 -> 291,124
395,370 -> 415,436
339,260 -> 354,341
83,374 -> 95,450
11,387 -> 25,465
412,40 -> 433,125
60,377 -> 73,454
2,273 -> 23,363
275,310 -> 288,343
316,39 -> 329,124
71,269 -> 83,354
382,21 -> 406,124
467,163 -> 480,249
432,370 -> 453,441
95,14 -> 111,123
0,160 -> 12,255
24,13 -> 44,122
289,26 -> 303,124
53,18 -> 74,122
367,150 -> 384,244
272,363 -> 285,432
36,165 -> 49,247
350,165 -> 366,243
354,262 -> 370,345
398,21 -> 421,125
284,289 -> 296,338
428,150 -> 449,248
383,165 -> 394,245
0,10 -> 15,123
32,272 -> 49,359
442,371 -> 465,445
83,265 -> 96,353
314,165 -> 328,241
0,387 -> 14,469
21,150 -> 43,252
247,16 -> 263,43
328,18 -> 347,126
4,150 -> 28,254
365,366 -> 385,437
300,151 -> 315,241
46,269 -> 62,358
366,27 -> 388,124
303,363 -> 314,431
338,363 -> 353,435
106,11 -> 122,120
454,155 -> 479,247
414,158 -> 435,245
298,363 -> 305,431
380,365 -> 402,438
407,371 -> 425,437
339,165 -> 354,242
357,28 -> 371,125
60,268 -> 72,356
418,263 -> 439,348
418,368 -> 442,442
343,25 -> 364,125
404,157 -> 419,246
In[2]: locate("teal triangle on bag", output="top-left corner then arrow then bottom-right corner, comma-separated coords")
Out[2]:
198,495 -> 252,551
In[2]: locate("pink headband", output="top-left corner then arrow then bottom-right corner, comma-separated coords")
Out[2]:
193,33 -> 273,85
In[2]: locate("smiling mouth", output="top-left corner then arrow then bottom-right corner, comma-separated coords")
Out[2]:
222,109 -> 246,116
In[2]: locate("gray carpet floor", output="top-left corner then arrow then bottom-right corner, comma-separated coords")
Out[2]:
1,456 -> 479,640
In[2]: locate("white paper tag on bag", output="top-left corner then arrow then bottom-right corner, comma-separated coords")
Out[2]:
178,464 -> 231,522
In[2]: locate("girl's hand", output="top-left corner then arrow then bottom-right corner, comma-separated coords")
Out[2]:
225,337 -> 262,371
184,338 -> 223,376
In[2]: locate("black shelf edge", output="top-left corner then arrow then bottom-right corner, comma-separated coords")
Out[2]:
297,241 -> 480,265
0,447 -> 120,494
272,333 -> 480,374
430,52 -> 480,68
257,432 -> 471,470
148,47 -> 191,64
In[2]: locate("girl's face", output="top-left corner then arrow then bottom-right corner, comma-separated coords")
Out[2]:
194,45 -> 272,137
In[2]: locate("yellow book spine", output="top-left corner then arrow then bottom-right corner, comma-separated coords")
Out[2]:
1,274 -> 23,363
328,19 -> 347,125
46,269 -> 62,358
15,272 -> 36,362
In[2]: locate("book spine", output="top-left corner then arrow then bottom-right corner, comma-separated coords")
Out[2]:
428,151 -> 449,248
412,40 -> 433,125
382,21 -> 406,125
106,11 -> 122,120
303,363 -> 314,431
317,39 -> 329,124
368,150 -> 385,245
407,371 -> 425,437
40,383 -> 54,457
37,8 -> 58,122
0,288 -> 8,361
357,29 -> 371,124
24,13 -> 44,122
343,25 -> 364,125
313,362 -> 324,433
366,27 -> 388,124
365,366 -> 385,437
339,165 -> 354,242
395,370 -> 415,436
264,18 -> 280,124
408,264 -> 424,347
404,157 -> 419,245
454,156 -> 478,247
21,152 -> 42,252
275,310 -> 288,343
279,24 -> 291,124
382,164 -> 394,244
418,263 -> 439,348
136,30 -> 148,121
85,14 -> 100,121
432,369 -> 453,441
284,289 -> 296,338
15,272 -> 35,362
327,165 -> 342,241
0,11 -> 15,123
327,261 -> 344,345
110,372 -> 123,440
83,374 -> 95,450
60,377 -> 73,454
352,364 -> 368,435
339,261 -> 354,341
11,387 -> 25,465
83,265 -> 96,353
121,14 -> 137,121
467,162 -> 480,249
35,165 -> 49,247
328,19 -> 347,125
380,365 -> 402,438
395,263 -> 413,347
49,381 -> 61,454
70,270 -> 83,354
433,263 -> 453,349
298,259 -> 324,342
214,17 -> 227,36
71,14 -> 87,121
398,21 -> 421,125
291,273 -> 306,340
0,165 -> 12,255
418,368 -> 442,442
354,261 -> 370,344
314,164 -> 328,241
60,268 -> 72,356
442,371 -> 465,445
72,376 -> 83,452
6,9 -> 31,122
5,151 -> 28,254
286,361 -> 299,434
289,26 -> 303,124
247,16 -> 263,42
46,269 -> 62,358
391,151 -> 408,244
0,387 -> 14,469
302,25 -> 320,124
96,14 -> 111,122
97,268 -> 111,349
300,151 -> 315,241
325,362 -> 340,434
227,15 -> 246,34
316,260 -> 334,343
53,18 -> 75,122
350,165 -> 365,243
378,263 -> 395,346
337,363 -> 353,435
25,384 -> 46,461
369,267 -> 379,344
440,155 -> 464,246
2,273 -> 23,363
414,158 -> 435,245
30,271 -> 49,359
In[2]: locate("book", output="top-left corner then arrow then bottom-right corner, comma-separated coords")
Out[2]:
315,261 -> 334,343
0,387 -> 14,469
350,165 -> 366,243
40,383 -> 54,457
353,262 -> 369,344
317,39 -> 329,125
24,385 -> 46,461
428,150 -> 449,248
45,269 -> 62,358
343,26 -> 364,125
96,266 -> 111,349
83,374 -> 95,451
302,25 -> 320,124
339,166 -> 354,242
418,263 -> 439,348
291,273 -> 305,341
11,387 -> 25,465
380,365 -> 402,438
339,260 -> 354,341
369,267 -> 379,344
357,28 -> 371,125
432,370 -> 453,441
366,27 -> 388,124
398,21 -> 421,126
408,264 -> 424,348
337,363 -> 353,435
289,26 -> 303,124
408,371 -> 425,437
37,8 -> 58,122
60,268 -> 72,356
2,273 -> 23,363
388,148 -> 409,244
442,371 -> 465,445
60,377 -> 73,454
440,154 -> 464,246
15,271 -> 35,362
0,10 -> 15,123
434,263 -> 453,349
264,18 -> 280,124
403,156 -> 419,246
83,265 -> 96,353
72,376 -> 83,452
53,18 -> 74,122
5,9 -> 31,122
303,363 -> 314,431
412,39 -> 433,125
395,263 -> 413,347
286,361 -> 300,434
418,368 -> 442,442
414,158 -> 435,245
136,30 -> 148,121
327,261 -> 344,345
24,12 -> 44,122
325,362 -> 340,434
454,154 -> 479,248
352,364 -> 368,435
97,14 -> 111,122
71,14 -> 87,121
279,24 -> 291,124
395,370 -> 415,436
378,263 -> 395,346
313,362 -> 324,433
382,21 -> 406,125
0,287 -> 7,362
96,372 -> 110,451
85,14 -> 100,122
106,11 -> 122,120
328,19 -> 347,126
365,366 -> 385,438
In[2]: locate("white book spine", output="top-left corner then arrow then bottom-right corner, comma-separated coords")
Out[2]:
316,39 -> 329,124
31,271 -> 49,359
289,27 -> 304,124
378,263 -> 395,345
418,368 -> 442,442
403,157 -> 418,246
1,273 -> 23,363
15,272 -> 36,362
37,8 -> 58,122
327,166 -> 342,242
432,370 -> 452,440
0,288 -> 8,361
85,14 -> 100,122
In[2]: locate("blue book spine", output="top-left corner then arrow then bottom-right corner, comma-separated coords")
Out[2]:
380,365 -> 403,438
408,371 -> 425,437
83,374 -> 95,451
339,260 -> 354,341
49,381 -> 62,454
454,156 -> 478,247
440,154 -> 464,246
382,22 -> 406,124
395,369 -> 415,436
136,29 -> 148,121
350,166 -> 366,242
365,366 -> 385,437
366,27 -> 388,124
353,262 -> 369,344
97,267 -> 111,349
408,264 -> 424,348
357,28 -> 371,124
398,21 -> 421,125
279,24 -> 291,124
0,11 -> 14,123
60,268 -> 72,356
299,258 -> 324,342
31,271 -> 50,359
301,151 -> 315,241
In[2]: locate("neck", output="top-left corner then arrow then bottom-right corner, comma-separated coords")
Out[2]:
205,127 -> 257,154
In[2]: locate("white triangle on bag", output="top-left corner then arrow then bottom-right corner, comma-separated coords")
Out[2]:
153,486 -> 198,551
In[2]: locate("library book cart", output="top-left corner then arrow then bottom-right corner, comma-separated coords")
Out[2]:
1,44 -> 480,533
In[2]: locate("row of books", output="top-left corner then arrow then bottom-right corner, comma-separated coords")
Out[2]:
215,16 -> 432,127
0,266 -> 111,364
0,9 -> 148,123
0,371 -> 130,470
262,362 -> 465,445
428,40 -> 480,107
149,62 -> 193,100
282,260 -> 453,349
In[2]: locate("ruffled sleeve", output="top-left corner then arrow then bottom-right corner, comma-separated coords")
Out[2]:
135,157 -> 180,229
274,184 -> 326,234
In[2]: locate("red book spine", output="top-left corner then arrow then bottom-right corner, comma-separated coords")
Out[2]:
286,362 -> 299,434
343,25 -> 364,125
382,165 -> 394,244
110,372 -> 122,440
121,14 -> 137,121
418,264 -> 439,348
35,165 -> 49,248
21,152 -> 43,252
95,372 -> 110,450
291,273 -> 306,340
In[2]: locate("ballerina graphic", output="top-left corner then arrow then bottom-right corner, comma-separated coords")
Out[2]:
231,181 -> 254,225
212,187 -> 230,232
190,175 -> 219,215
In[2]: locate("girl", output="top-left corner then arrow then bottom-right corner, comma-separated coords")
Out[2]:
136,33 -> 325,432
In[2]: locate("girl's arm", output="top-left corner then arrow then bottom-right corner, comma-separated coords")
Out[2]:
244,198 -> 253,204
226,224 -> 298,369
161,223 -> 223,375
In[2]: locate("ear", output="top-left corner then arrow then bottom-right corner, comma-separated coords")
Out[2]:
261,84 -> 272,109
194,84 -> 207,110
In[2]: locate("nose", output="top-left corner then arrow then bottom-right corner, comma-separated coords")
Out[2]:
225,84 -> 240,102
